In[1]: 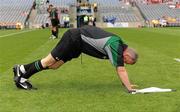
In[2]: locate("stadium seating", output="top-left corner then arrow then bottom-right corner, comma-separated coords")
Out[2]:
0,0 -> 75,28
137,3 -> 180,20
0,0 -> 33,23
49,0 -> 76,7
33,14 -> 49,25
1,0 -> 179,28
90,0 -> 140,22
89,0 -> 122,7
33,0 -> 74,27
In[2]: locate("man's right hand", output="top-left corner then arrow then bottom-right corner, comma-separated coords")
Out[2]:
122,83 -> 138,93
128,89 -> 137,93
128,85 -> 139,93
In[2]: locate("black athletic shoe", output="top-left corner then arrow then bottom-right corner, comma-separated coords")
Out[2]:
13,65 -> 36,90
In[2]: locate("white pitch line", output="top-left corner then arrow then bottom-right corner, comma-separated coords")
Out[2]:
0,29 -> 35,38
174,58 -> 180,62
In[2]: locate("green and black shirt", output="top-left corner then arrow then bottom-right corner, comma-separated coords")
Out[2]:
79,25 -> 127,67
49,8 -> 58,19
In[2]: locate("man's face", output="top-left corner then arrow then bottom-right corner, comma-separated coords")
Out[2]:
123,54 -> 134,65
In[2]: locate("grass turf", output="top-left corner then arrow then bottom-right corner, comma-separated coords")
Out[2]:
0,28 -> 180,112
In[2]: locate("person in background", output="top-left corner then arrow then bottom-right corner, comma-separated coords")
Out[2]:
83,15 -> 89,25
47,4 -> 59,39
64,16 -> 70,28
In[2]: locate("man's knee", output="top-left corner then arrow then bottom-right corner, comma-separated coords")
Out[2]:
41,54 -> 56,68
49,60 -> 64,70
41,59 -> 56,68
52,27 -> 56,31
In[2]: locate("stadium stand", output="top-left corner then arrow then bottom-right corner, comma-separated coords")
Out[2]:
89,0 -> 122,7
32,0 -> 75,28
33,14 -> 49,25
0,0 -> 179,28
101,7 -> 140,22
137,3 -> 180,20
137,3 -> 180,27
49,0 -> 76,7
89,0 -> 140,22
0,0 -> 33,28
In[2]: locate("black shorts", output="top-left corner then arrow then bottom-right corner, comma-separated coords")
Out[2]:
51,19 -> 59,27
51,29 -> 82,62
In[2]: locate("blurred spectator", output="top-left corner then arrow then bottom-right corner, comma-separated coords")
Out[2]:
159,18 -> 167,27
16,22 -> 22,30
89,16 -> 96,26
93,3 -> 98,12
152,19 -> 159,27
83,15 -> 89,25
103,16 -> 116,24
93,17 -> 96,26
63,16 -> 70,28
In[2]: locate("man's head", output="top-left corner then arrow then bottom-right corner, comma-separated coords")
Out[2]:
47,4 -> 53,12
123,47 -> 138,65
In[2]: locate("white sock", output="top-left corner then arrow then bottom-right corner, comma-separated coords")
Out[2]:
20,65 -> 26,74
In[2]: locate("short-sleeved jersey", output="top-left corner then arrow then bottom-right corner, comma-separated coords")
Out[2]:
79,26 -> 127,67
49,8 -> 58,19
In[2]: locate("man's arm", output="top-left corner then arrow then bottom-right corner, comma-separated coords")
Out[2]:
116,66 -> 136,93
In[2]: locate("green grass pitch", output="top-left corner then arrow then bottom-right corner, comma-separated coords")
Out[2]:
0,28 -> 180,112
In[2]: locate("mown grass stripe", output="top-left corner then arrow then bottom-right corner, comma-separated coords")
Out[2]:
0,29 -> 35,38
